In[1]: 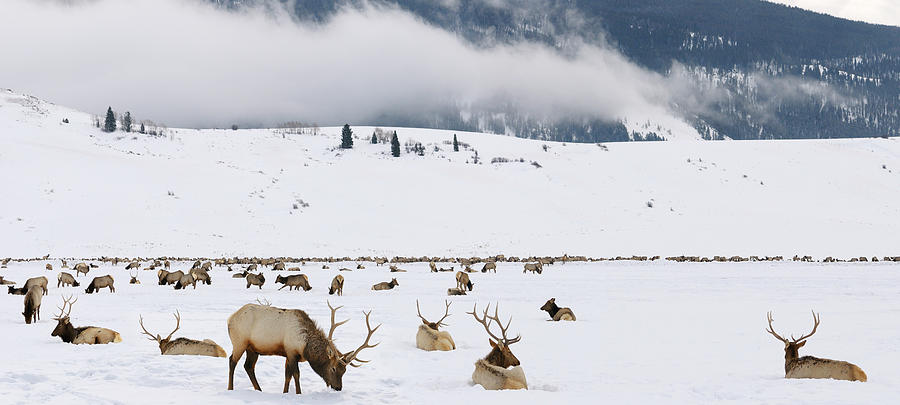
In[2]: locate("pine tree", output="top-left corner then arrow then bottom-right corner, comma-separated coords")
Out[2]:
341,124 -> 353,149
123,112 -> 132,133
453,134 -> 459,152
390,131 -> 400,157
371,132 -> 377,144
103,107 -> 116,132
139,122 -> 145,134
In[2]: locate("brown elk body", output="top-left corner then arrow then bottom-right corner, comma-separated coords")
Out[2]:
0,276 -> 15,285
468,303 -> 527,390
190,268 -> 212,285
245,273 -> 266,289
766,311 -> 866,382
129,271 -> 141,284
372,278 -> 399,291
175,273 -> 196,290
415,300 -> 455,351
481,262 -> 497,273
23,285 -> 42,324
139,311 -> 226,357
57,272 -> 80,288
540,298 -> 576,321
447,288 -> 467,296
455,271 -> 474,291
85,275 -> 115,294
45,263 -> 53,271
328,275 -> 344,296
523,262 -> 543,274
51,296 -> 122,345
226,302 -> 379,394
158,270 -> 184,285
74,262 -> 90,277
276,274 -> 312,291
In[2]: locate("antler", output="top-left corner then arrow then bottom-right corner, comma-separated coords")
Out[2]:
416,299 -> 452,327
341,310 -> 381,367
138,315 -> 161,342
165,310 -> 181,341
327,300 -> 349,341
791,310 -> 820,343
54,295 -> 77,320
467,303 -> 521,345
765,311 -> 789,343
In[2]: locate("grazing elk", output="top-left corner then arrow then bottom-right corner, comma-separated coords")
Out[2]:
174,273 -> 195,290
74,262 -> 90,277
23,285 -> 43,324
415,300 -> 455,351
51,296 -> 122,345
20,276 -> 49,295
139,311 -> 226,357
129,271 -> 141,284
481,262 -> 497,273
328,275 -> 344,296
468,303 -> 527,390
226,301 -> 380,394
455,271 -> 474,292
540,298 -> 576,321
245,273 -> 266,289
276,274 -> 312,291
46,263 -> 53,271
190,268 -> 212,285
371,278 -> 399,291
125,261 -> 141,271
766,311 -> 866,382
523,262 -> 542,274
85,275 -> 115,294
57,272 -> 80,288
158,270 -> 184,285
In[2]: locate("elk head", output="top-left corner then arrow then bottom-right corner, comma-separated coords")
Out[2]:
139,310 -> 181,353
416,299 -> 451,331
315,301 -> 380,391
766,311 -> 819,366
51,295 -> 77,339
468,303 -> 522,368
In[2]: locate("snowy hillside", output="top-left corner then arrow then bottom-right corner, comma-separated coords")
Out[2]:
1,88 -> 899,259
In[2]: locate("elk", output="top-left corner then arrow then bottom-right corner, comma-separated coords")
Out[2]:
372,278 -> 399,291
85,275 -> 115,294
57,272 -> 80,288
129,271 -> 141,284
51,296 -> 122,345
455,271 -> 474,292
467,303 -> 527,390
328,275 -> 344,296
74,262 -> 90,277
158,270 -> 184,285
164,260 -> 171,270
481,262 -> 497,273
45,263 -> 53,271
246,264 -> 258,272
375,258 -> 387,266
60,258 -> 68,268
273,262 -> 286,271
389,265 -> 406,272
174,273 -> 195,290
245,273 -> 265,289
765,311 -> 866,382
429,262 -> 438,272
23,285 -> 43,324
125,261 -> 141,271
540,298 -> 576,321
227,301 -> 379,394
447,288 -> 467,296
415,300 -> 455,351
23,276 -> 49,295
8,286 -> 27,295
276,274 -> 312,291
356,263 -> 365,270
0,276 -> 14,285
523,262 -> 542,274
190,268 -> 212,285
139,311 -> 226,357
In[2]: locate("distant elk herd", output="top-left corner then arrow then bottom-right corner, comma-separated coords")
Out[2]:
1,252 -> 888,392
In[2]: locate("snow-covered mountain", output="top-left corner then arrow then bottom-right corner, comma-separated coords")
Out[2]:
1,88 -> 898,258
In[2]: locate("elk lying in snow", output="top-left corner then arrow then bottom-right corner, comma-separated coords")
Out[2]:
481,262 -> 496,273
51,296 -> 122,345
273,262 -> 286,271
276,274 -> 311,291
540,298 -> 576,321
74,262 -> 90,277
447,288 -> 467,296
8,286 -> 27,295
468,303 -> 527,390
85,275 -> 115,294
356,263 -> 365,270
232,270 -> 249,278
389,265 -> 406,272
139,311 -> 226,357
523,262 -> 543,274
0,276 -> 14,285
190,268 -> 212,285
158,270 -> 184,285
766,311 -> 866,382
45,263 -> 53,271
328,275 -> 344,296
456,271 -> 474,292
129,271 -> 141,284
23,285 -> 43,324
58,272 -> 80,288
227,301 -> 380,394
415,300 -> 455,351
372,278 -> 399,291
245,273 -> 265,289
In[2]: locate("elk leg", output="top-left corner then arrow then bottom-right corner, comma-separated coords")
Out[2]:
228,351 -> 241,390
283,358 -> 292,393
243,350 -> 262,391
292,360 -> 301,394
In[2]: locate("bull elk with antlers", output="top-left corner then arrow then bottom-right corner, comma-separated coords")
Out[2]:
468,303 -> 527,390
415,300 -> 455,351
226,301 -> 380,394
51,296 -> 122,344
766,311 -> 866,382
139,311 -> 226,357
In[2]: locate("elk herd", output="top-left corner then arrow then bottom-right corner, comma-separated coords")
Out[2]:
0,255 -> 879,398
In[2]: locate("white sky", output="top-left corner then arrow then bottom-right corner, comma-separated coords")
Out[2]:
767,0 -> 900,27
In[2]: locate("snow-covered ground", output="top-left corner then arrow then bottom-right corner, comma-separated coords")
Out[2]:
1,88 -> 899,259
0,260 -> 897,404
